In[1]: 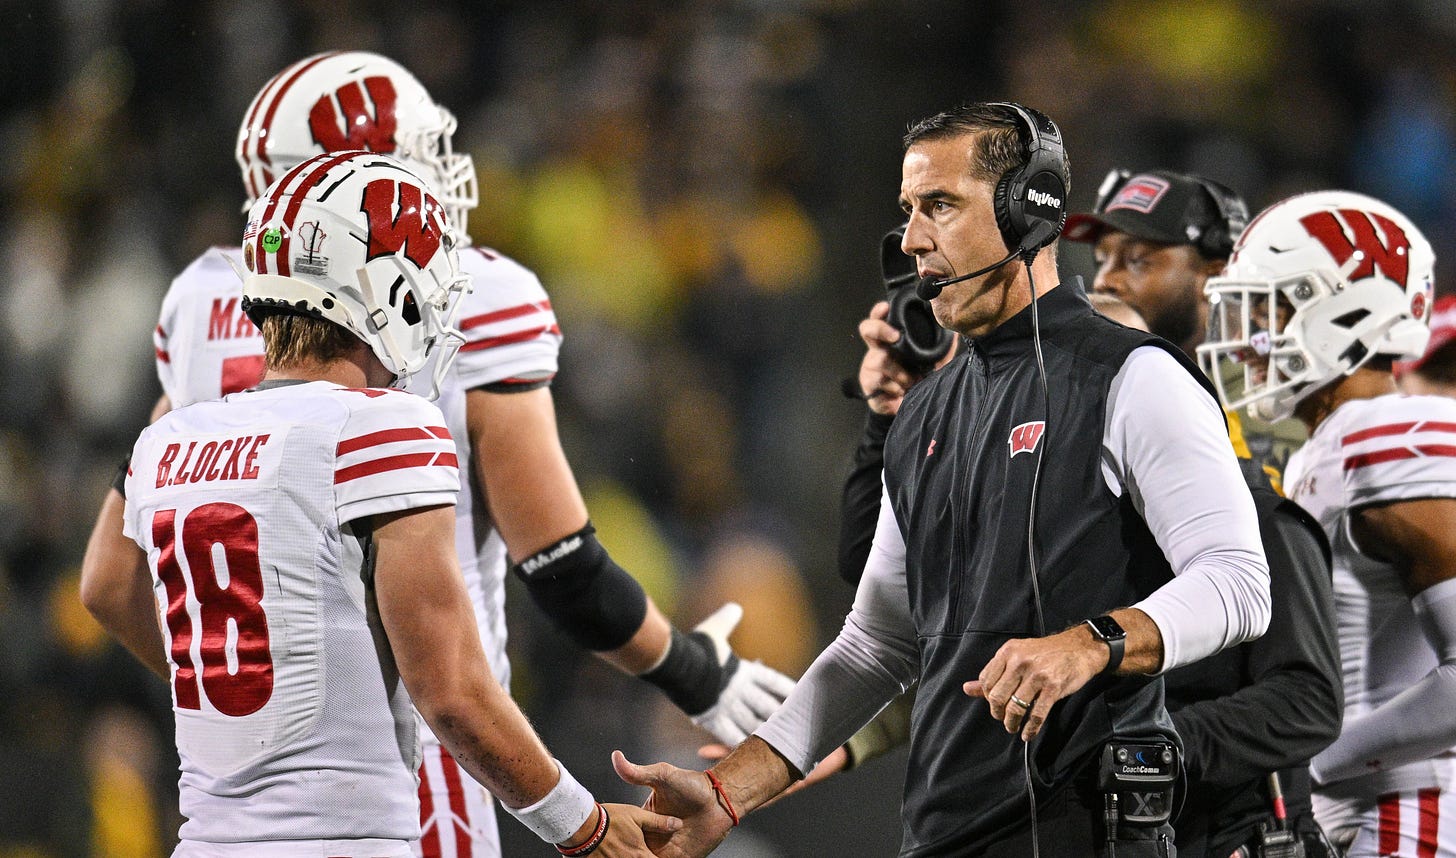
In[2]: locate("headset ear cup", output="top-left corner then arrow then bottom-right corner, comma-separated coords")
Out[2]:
994,170 -> 1022,253
885,285 -> 955,375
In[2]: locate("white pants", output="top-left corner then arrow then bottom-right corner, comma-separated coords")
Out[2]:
174,839 -> 412,857
1325,788 -> 1456,858
412,742 -> 501,858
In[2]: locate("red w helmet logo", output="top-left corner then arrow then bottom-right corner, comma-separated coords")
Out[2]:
1008,421 -> 1046,458
308,76 -> 399,153
1299,209 -> 1411,287
360,179 -> 445,268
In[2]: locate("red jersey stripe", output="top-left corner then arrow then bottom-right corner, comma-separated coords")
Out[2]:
1379,792 -> 1401,855
493,374 -> 558,386
460,324 -> 562,352
156,347 -> 171,364
1343,422 -> 1418,445
1345,448 -> 1418,471
336,426 -> 451,456
1343,421 -> 1456,446
1344,445 -> 1456,471
334,452 -> 454,484
459,301 -> 553,330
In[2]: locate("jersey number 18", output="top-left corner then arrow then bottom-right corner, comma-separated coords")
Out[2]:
152,503 -> 275,716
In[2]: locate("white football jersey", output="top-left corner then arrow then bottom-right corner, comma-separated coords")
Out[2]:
1286,393 -> 1456,799
152,244 -> 561,707
123,382 -> 459,844
155,248 -> 264,408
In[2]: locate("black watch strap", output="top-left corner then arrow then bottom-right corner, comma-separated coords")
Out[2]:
1101,634 -> 1125,675
1085,616 -> 1126,675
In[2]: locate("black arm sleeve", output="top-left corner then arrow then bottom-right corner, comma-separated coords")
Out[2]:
112,452 -> 131,498
837,411 -> 896,585
1171,504 -> 1343,789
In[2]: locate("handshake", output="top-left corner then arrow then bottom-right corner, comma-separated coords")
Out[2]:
604,731 -> 810,858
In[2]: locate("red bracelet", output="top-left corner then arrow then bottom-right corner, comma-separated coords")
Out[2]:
556,803 -> 608,856
704,770 -> 740,827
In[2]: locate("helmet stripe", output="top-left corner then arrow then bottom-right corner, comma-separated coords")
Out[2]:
239,66 -> 292,202
255,153 -> 345,275
274,151 -> 359,277
254,52 -> 340,170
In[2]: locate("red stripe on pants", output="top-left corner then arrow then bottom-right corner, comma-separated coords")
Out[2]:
1418,788 -> 1440,858
440,752 -> 473,854
418,756 -> 442,858
1380,792 -> 1401,855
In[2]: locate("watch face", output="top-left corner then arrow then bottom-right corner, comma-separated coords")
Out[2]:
1087,615 -> 1127,641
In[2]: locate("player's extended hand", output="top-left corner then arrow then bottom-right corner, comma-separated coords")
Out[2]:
689,604 -> 796,746
613,751 -> 734,858
963,625 -> 1106,741
589,802 -> 684,857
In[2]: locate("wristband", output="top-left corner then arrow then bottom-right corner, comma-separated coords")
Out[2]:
503,760 -> 596,845
640,627 -> 736,716
704,769 -> 740,827
556,803 -> 608,856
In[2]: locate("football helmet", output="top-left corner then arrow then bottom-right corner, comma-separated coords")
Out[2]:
241,151 -> 469,399
1198,190 -> 1434,421
236,51 -> 478,237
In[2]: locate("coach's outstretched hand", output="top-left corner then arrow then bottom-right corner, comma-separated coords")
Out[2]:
613,752 -> 734,858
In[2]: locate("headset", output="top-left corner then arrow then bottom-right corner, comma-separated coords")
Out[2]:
881,222 -> 956,374
1095,169 -> 1250,260
991,102 -> 1070,256
916,102 -> 1069,301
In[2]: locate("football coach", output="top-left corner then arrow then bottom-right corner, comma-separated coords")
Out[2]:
616,102 -> 1271,858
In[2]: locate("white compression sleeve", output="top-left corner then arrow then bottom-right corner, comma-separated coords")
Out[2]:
1311,577 -> 1456,785
1106,347 -> 1271,672
753,482 -> 918,775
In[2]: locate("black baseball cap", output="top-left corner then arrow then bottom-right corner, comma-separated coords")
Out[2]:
1062,169 -> 1246,258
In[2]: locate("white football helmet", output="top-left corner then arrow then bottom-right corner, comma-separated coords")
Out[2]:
236,51 -> 478,238
1198,190 -> 1434,421
241,151 -> 469,399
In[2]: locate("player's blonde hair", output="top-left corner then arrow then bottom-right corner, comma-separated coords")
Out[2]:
261,314 -> 360,370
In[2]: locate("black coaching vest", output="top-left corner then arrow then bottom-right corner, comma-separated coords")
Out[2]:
884,278 -> 1220,857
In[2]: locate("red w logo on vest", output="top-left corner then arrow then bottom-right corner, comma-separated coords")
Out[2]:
1299,208 -> 1411,287
1008,421 -> 1046,458
360,179 -> 445,268
308,76 -> 399,153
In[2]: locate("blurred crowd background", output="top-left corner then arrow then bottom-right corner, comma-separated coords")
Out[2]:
1,0 -> 1454,855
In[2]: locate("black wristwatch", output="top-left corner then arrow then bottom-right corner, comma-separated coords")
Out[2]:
1085,615 -> 1127,675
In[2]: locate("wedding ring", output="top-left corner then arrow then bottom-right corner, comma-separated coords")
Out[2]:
1009,694 -> 1032,710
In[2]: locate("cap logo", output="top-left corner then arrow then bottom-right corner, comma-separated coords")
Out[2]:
1104,175 -> 1170,215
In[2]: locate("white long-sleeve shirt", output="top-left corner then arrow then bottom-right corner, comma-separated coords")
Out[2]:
757,345 -> 1271,775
